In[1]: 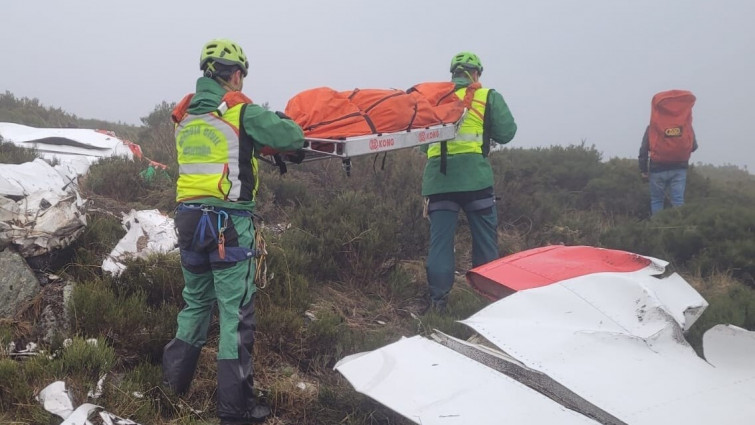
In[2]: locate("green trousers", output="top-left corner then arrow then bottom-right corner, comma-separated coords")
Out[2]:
427,206 -> 498,302
163,204 -> 261,419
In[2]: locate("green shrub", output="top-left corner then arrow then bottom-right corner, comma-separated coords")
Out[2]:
53,337 -> 116,385
111,362 -> 165,421
602,202 -> 755,284
687,282 -> 755,355
492,144 -> 610,247
0,358 -> 30,410
83,156 -> 176,211
69,278 -> 177,362
85,157 -> 152,201
138,101 -> 177,166
277,187 -> 423,284
0,137 -> 39,164
114,254 -> 184,307
579,158 -> 648,217
65,212 -> 125,281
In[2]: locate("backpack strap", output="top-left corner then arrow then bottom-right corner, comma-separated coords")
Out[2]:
440,141 -> 449,175
440,83 -> 486,174
481,89 -> 494,157
172,94 -> 194,123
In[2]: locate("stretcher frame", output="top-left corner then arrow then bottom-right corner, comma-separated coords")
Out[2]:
258,115 -> 464,168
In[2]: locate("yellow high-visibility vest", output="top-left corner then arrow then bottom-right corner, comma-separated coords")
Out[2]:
427,87 -> 490,158
175,103 -> 259,202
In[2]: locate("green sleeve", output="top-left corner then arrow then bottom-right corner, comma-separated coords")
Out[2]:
241,104 -> 305,152
486,90 -> 517,145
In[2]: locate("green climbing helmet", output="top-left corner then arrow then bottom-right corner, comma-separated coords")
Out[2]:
200,39 -> 249,77
450,51 -> 483,74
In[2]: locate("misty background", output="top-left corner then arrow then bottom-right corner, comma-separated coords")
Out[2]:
3,0 -> 753,170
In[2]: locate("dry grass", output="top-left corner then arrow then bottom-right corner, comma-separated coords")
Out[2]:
686,270 -> 742,298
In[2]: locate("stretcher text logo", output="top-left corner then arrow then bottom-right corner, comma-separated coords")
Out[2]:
369,137 -> 395,150
417,129 -> 440,143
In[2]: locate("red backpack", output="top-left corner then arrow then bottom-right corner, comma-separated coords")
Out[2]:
648,90 -> 696,163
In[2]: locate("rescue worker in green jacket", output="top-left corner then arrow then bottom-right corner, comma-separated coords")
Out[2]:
162,39 -> 304,424
421,52 -> 517,313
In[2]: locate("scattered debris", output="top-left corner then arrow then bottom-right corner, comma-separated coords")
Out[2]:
102,209 -> 177,275
37,381 -> 142,425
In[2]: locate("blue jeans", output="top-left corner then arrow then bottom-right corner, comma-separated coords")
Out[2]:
649,169 -> 687,215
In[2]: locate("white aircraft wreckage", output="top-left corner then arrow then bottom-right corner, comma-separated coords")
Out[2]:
0,122 -> 135,172
0,123 -> 137,257
335,245 -> 755,425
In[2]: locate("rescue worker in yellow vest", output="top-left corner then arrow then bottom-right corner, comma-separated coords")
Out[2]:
420,52 -> 517,313
162,39 -> 304,424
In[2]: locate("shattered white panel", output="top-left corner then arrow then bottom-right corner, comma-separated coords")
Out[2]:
0,161 -> 88,256
60,403 -> 141,425
462,268 -> 755,425
0,158 -> 89,256
37,381 -> 75,419
102,209 -> 177,275
0,122 -> 133,167
0,158 -> 73,198
335,336 -> 599,425
703,324 -> 755,371
38,381 -> 141,425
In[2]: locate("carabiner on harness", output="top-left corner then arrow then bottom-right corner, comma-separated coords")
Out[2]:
216,209 -> 229,260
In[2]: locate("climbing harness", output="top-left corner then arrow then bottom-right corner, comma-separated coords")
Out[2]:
178,203 -> 271,287
191,205 -> 230,259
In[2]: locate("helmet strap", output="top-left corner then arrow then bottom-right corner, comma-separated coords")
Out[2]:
203,61 -> 217,78
459,69 -> 479,83
217,71 -> 243,92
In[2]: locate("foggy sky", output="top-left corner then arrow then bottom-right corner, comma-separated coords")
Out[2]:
3,0 -> 754,171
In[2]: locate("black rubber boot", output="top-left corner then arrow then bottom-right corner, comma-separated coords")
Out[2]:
219,402 -> 271,424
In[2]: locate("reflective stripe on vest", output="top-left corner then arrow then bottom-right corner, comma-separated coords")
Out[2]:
427,87 -> 490,158
175,102 -> 257,202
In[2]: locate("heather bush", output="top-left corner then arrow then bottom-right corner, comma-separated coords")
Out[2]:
138,101 -> 176,166
0,136 -> 39,164
84,156 -> 176,212
602,202 -> 755,285
686,273 -> 755,354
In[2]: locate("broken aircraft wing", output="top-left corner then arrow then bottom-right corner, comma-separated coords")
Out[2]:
336,246 -> 755,425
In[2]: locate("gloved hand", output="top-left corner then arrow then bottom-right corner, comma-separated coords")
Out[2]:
275,111 -> 292,120
285,149 -> 306,164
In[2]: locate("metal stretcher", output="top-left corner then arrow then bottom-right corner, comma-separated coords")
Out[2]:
258,116 -> 463,173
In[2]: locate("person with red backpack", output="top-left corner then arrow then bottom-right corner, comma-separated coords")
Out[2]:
162,39 -> 304,424
420,52 -> 517,314
639,90 -> 698,216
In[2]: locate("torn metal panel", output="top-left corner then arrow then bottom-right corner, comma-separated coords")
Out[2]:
1,121 -> 138,257
431,331 -> 626,425
37,381 -> 142,425
0,122 -> 134,166
703,324 -> 755,371
466,245 -> 663,300
462,256 -> 754,424
337,246 -> 755,424
335,335 -> 600,425
0,158 -> 78,198
0,159 -> 87,257
37,381 -> 75,419
102,209 -> 178,275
